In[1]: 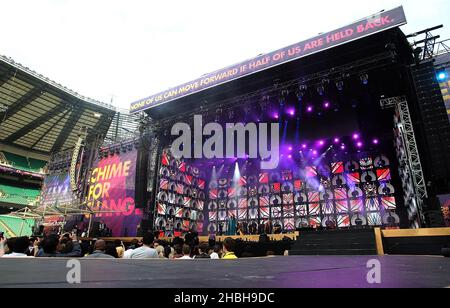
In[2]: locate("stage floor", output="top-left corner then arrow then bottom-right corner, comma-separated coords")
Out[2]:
0,255 -> 448,288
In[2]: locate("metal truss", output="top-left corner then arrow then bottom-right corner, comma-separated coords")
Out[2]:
394,97 -> 428,226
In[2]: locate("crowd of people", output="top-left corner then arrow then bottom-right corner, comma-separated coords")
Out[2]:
0,231 -> 238,260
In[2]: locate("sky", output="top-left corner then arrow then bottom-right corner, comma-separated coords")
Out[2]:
0,0 -> 449,111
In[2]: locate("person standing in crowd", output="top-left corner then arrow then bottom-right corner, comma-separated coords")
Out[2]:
210,244 -> 222,259
177,244 -> 193,259
84,240 -> 115,259
194,242 -> 211,259
124,233 -> 158,259
222,237 -> 238,259
36,233 -> 82,257
1,236 -> 33,258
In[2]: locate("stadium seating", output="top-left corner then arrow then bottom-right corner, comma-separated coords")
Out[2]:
0,215 -> 34,237
0,151 -> 46,173
0,183 -> 40,206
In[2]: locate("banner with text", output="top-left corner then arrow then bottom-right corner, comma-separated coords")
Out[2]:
130,6 -> 407,113
87,150 -> 143,237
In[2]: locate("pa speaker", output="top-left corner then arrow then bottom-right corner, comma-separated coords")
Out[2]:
135,144 -> 149,208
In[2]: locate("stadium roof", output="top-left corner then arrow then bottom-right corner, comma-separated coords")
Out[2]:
0,55 -> 116,155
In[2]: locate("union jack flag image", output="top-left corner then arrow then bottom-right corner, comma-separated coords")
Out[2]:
350,199 -> 364,213
176,183 -> 184,195
294,180 -> 303,191
283,205 -> 294,217
177,161 -> 186,173
283,193 -> 294,205
227,187 -> 236,198
308,192 -> 319,203
259,172 -> 269,184
239,176 -> 247,187
334,188 -> 347,200
209,211 -> 217,221
197,179 -> 205,189
238,198 -> 248,209
335,200 -> 348,213
175,207 -> 183,218
185,175 -> 193,185
259,196 -> 269,206
376,168 -> 391,182
331,161 -> 344,174
209,189 -> 218,200
157,203 -> 166,215
346,172 -> 361,184
381,196 -> 396,210
183,197 -> 191,207
284,219 -> 295,230
337,215 -> 350,227
238,209 -> 247,220
159,179 -> 169,190
260,207 -> 270,218
308,203 -> 320,215
365,198 -> 380,212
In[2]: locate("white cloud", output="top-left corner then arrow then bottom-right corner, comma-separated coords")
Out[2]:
0,0 -> 448,110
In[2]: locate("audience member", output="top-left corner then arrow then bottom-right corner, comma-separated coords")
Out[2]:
84,240 -> 115,259
177,244 -> 193,259
124,233 -> 158,259
194,242 -> 211,259
222,237 -> 238,259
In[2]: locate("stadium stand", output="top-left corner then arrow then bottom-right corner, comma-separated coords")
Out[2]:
0,151 -> 46,173
0,215 -> 34,237
0,183 -> 40,206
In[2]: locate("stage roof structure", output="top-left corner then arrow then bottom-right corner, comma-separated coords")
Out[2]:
0,55 -> 116,155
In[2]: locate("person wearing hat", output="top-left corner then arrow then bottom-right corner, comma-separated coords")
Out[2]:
84,240 -> 115,259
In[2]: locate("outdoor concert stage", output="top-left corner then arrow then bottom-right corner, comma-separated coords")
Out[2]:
36,7 -> 449,245
0,256 -> 449,288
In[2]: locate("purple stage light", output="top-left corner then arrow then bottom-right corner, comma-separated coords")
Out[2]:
306,106 -> 313,113
356,141 -> 363,148
318,140 -> 324,146
288,155 -> 292,159
333,138 -> 340,143
273,113 -> 279,119
373,139 -> 379,145
288,146 -> 293,151
352,133 -> 359,140
323,101 -> 330,109
340,144 -> 346,150
312,150 -> 318,155
302,144 -> 307,149
287,108 -> 295,116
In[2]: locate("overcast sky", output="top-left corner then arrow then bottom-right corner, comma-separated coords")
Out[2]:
0,0 -> 448,110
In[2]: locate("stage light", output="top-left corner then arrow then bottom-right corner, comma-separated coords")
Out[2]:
356,141 -> 363,148
437,71 -> 448,82
373,138 -> 379,145
323,101 -> 330,109
340,144 -> 346,150
352,133 -> 359,140
288,146 -> 293,151
287,108 -> 295,116
273,113 -> 279,119
318,140 -> 324,146
312,150 -> 318,155
306,105 -> 313,113
360,73 -> 369,85
302,144 -> 307,149
333,138 -> 340,144
288,155 -> 292,159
